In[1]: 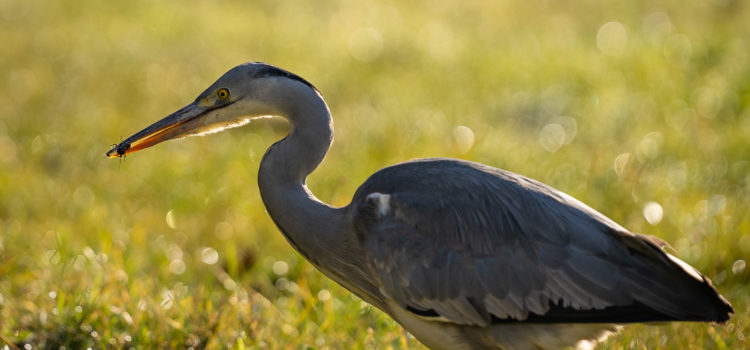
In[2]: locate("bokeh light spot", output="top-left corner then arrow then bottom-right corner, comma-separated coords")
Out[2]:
613,153 -> 633,178
643,202 -> 664,225
275,277 -> 289,291
453,125 -> 475,154
165,209 -> 177,229
694,87 -> 721,119
555,116 -> 578,145
597,21 -> 627,56
637,132 -> 663,162
200,247 -> 219,265
272,260 -> 289,276
539,123 -> 566,152
732,260 -> 746,275
317,289 -> 331,302
169,259 -> 186,275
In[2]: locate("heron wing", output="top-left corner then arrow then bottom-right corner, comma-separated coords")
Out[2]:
352,158 -> 731,326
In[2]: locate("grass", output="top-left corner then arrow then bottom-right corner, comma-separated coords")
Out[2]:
1,0 -> 748,348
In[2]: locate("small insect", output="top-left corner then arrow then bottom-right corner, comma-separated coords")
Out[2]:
106,140 -> 131,158
115,142 -> 130,157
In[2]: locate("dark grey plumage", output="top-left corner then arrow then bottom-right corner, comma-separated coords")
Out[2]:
351,158 -> 732,327
107,62 -> 733,350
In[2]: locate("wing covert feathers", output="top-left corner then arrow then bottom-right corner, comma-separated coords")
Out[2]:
352,158 -> 733,327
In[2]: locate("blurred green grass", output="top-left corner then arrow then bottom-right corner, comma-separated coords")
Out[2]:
1,0 -> 748,348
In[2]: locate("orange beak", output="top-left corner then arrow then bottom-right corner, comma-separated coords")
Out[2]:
106,102 -> 206,158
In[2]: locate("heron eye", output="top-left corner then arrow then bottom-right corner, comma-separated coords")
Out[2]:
217,88 -> 230,100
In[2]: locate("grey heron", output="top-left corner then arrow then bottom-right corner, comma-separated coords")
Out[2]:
106,62 -> 732,349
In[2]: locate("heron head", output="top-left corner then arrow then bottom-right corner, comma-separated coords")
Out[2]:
106,62 -> 316,158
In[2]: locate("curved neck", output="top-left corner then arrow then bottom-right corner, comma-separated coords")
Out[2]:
258,87 -> 336,257
257,86 -> 383,307
262,89 -> 334,185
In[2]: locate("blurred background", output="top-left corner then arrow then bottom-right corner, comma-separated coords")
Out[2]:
0,0 -> 748,348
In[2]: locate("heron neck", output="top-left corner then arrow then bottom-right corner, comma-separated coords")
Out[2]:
256,92 -> 383,307
257,89 -> 336,251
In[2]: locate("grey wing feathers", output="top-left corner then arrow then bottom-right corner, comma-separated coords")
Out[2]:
352,158 -> 732,326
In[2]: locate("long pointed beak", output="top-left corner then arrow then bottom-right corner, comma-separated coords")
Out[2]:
106,102 -> 206,158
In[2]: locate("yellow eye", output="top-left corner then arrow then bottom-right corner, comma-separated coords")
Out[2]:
217,88 -> 230,100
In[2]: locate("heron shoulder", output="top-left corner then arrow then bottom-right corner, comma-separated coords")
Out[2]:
350,157 -> 621,250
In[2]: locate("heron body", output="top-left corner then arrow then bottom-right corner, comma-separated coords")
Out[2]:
107,62 -> 732,349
